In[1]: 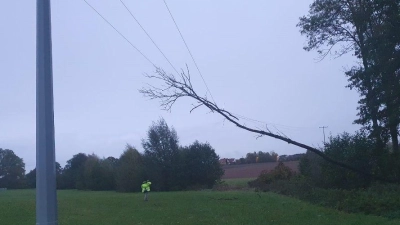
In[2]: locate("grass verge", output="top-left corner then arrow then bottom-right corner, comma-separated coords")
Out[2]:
1,189 -> 399,225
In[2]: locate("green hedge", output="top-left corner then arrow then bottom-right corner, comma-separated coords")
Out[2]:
257,177 -> 400,219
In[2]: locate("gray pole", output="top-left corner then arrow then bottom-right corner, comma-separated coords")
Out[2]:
36,0 -> 58,225
319,126 -> 328,144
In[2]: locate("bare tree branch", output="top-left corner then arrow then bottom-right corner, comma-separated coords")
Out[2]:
190,103 -> 203,113
272,124 -> 289,139
255,134 -> 263,139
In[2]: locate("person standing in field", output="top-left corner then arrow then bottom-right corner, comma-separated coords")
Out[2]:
141,180 -> 152,201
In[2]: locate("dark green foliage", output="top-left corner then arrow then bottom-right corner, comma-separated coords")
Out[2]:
253,130 -> 400,219
299,131 -> 396,189
2,119 -> 223,192
142,118 -> 181,191
244,151 -> 278,164
237,157 -> 246,164
105,156 -> 118,167
58,153 -> 88,189
179,141 -> 224,189
249,162 -> 295,189
55,162 -> 63,189
25,169 -> 36,188
83,154 -> 115,191
279,154 -> 305,162
51,119 -> 223,192
299,151 -> 323,184
0,148 -> 25,189
320,132 -> 376,189
298,0 -> 400,155
115,146 -> 144,192
25,162 -> 63,189
141,119 -> 223,191
141,118 -> 224,191
245,152 -> 257,163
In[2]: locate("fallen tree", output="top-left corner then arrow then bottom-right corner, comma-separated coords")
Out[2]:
139,67 -> 398,183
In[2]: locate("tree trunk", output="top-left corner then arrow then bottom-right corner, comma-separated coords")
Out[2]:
390,125 -> 399,153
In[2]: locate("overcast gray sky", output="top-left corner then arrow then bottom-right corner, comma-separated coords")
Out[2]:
1,0 -> 361,171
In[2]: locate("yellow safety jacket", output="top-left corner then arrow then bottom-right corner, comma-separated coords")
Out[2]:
141,181 -> 151,193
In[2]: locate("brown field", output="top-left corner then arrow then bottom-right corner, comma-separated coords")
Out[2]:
222,161 -> 300,179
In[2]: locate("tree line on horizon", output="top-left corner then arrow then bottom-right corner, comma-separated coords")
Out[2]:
0,118 -> 224,191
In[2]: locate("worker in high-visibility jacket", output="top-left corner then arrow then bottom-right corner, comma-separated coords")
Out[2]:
141,180 -> 152,201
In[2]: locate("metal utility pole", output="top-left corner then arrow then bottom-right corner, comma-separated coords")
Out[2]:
36,0 -> 58,225
319,126 -> 328,144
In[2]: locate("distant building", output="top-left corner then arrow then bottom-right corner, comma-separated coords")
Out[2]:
219,158 -> 235,165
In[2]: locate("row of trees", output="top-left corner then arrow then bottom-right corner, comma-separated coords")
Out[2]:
2,118 -> 224,191
238,151 -> 279,164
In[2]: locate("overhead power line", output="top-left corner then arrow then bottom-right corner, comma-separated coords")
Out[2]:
119,0 -> 180,75
84,0 -> 317,133
233,113 -> 318,130
161,1 -> 316,131
163,0 -> 216,104
83,0 -> 156,67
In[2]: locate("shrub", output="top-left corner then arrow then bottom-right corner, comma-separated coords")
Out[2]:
212,180 -> 230,191
299,131 -> 396,189
249,162 -> 295,189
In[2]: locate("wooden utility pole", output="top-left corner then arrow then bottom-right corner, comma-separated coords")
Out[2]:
319,126 -> 328,144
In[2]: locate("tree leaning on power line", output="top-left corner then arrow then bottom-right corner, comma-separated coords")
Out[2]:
139,67 -> 399,183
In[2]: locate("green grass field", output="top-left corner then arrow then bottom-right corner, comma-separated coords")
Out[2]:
222,178 -> 255,189
1,189 -> 399,225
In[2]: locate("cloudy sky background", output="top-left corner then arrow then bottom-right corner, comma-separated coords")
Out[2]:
1,0 -> 361,171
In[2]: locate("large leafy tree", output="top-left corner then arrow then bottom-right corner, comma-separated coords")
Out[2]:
0,148 -> 25,189
180,141 -> 224,189
297,0 -> 400,154
115,145 -> 144,192
59,153 -> 88,189
82,154 -> 115,191
142,118 -> 180,191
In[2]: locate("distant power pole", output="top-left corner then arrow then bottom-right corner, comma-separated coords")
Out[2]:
36,0 -> 58,225
319,126 -> 328,144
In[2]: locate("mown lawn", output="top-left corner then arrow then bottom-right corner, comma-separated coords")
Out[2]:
1,189 -> 399,225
